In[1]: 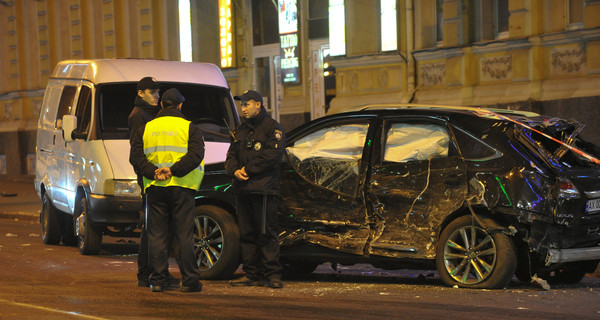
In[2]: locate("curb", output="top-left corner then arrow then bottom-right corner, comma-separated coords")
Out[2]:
0,211 -> 39,222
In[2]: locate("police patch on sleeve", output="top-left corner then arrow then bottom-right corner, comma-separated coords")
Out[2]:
274,130 -> 282,141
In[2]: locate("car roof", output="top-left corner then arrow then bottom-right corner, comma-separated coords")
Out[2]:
340,104 -> 541,119
50,59 -> 229,88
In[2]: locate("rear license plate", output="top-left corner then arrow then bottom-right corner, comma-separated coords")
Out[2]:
586,198 -> 600,213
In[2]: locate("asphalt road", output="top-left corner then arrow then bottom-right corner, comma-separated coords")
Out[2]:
1,218 -> 600,320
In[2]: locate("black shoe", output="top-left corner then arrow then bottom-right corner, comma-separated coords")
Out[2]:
137,279 -> 150,287
266,278 -> 283,289
150,284 -> 163,292
229,275 -> 261,287
180,282 -> 203,293
166,276 -> 180,288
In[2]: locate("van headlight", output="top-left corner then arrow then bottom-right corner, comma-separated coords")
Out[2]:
113,180 -> 141,197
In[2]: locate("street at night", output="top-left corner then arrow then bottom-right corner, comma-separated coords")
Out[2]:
1,216 -> 600,319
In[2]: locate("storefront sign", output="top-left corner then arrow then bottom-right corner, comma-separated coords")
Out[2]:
278,0 -> 300,84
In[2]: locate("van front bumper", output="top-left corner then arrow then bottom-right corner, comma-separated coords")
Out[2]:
87,193 -> 142,226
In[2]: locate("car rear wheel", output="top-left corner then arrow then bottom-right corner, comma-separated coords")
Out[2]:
75,196 -> 102,255
194,205 -> 240,279
41,193 -> 61,245
436,215 -> 517,289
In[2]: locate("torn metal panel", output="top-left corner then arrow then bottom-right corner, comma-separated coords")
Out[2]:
367,156 -> 468,258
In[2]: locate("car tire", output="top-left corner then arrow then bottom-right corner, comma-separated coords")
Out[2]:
194,205 -> 240,279
75,196 -> 102,255
436,215 -> 517,289
41,193 -> 61,245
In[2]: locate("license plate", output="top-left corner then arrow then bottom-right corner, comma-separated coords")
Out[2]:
586,198 -> 600,213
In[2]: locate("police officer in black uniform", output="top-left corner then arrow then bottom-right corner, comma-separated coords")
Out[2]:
226,90 -> 286,289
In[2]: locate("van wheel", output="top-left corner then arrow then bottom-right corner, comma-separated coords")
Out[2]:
60,211 -> 77,246
41,193 -> 61,245
194,205 -> 240,279
75,196 -> 102,255
436,215 -> 517,289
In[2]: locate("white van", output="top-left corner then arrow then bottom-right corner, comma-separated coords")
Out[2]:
35,59 -> 238,255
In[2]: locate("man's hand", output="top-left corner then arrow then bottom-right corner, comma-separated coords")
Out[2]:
154,167 -> 172,181
234,166 -> 249,181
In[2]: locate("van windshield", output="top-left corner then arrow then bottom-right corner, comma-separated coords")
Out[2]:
97,82 -> 237,142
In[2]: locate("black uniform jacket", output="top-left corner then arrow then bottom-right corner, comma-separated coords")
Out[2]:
128,96 -> 160,145
225,108 -> 285,195
129,108 -> 205,181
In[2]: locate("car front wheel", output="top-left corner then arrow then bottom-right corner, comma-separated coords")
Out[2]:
436,215 -> 517,289
194,205 -> 240,279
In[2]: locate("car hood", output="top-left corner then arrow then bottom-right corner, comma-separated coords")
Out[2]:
102,140 -> 231,180
103,140 -> 136,179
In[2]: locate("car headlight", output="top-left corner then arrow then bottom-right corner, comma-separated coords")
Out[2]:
113,180 -> 141,197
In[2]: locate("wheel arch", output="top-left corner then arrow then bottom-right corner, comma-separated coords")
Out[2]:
195,198 -> 237,221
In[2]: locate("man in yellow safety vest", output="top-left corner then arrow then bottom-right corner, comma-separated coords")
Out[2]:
129,88 -> 204,293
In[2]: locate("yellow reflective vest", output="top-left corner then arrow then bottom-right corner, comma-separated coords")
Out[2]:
142,116 -> 204,191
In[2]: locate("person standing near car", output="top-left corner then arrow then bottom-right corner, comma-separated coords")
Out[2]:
128,77 -> 179,289
226,90 -> 286,289
129,88 -> 204,293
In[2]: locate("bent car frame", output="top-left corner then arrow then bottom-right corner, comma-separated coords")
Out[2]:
194,104 -> 600,289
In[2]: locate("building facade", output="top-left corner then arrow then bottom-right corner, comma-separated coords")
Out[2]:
1,0 -> 600,182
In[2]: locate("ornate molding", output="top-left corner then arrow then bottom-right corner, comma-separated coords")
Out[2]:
480,55 -> 512,81
551,47 -> 586,74
419,63 -> 445,86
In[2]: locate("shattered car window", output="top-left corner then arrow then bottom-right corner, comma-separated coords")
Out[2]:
384,123 -> 449,163
286,123 -> 369,196
451,125 -> 502,161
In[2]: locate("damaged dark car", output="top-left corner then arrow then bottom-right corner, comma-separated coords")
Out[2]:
192,104 -> 600,289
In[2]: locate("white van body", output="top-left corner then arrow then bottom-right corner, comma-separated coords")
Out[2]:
35,59 -> 238,255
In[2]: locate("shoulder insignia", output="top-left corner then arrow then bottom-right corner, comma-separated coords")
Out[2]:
274,129 -> 283,141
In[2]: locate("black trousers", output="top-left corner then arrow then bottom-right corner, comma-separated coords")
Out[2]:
236,193 -> 282,280
146,186 -> 200,287
137,194 -> 177,282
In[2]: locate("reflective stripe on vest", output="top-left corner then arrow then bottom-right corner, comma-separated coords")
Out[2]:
142,116 -> 204,191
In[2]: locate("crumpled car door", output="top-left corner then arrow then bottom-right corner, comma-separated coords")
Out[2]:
278,121 -> 373,255
367,121 -> 468,259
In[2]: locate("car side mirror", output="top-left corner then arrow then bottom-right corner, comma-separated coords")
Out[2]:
62,115 -> 87,142
62,115 -> 77,142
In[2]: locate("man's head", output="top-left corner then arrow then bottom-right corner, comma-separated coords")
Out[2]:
234,90 -> 263,119
161,88 -> 185,110
137,77 -> 160,106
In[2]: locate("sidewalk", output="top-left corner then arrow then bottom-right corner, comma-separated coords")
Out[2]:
0,180 -> 40,221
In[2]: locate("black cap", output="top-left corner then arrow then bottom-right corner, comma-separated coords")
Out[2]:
234,90 -> 263,105
137,76 -> 160,91
161,88 -> 185,107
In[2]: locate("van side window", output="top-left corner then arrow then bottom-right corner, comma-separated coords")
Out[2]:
55,86 -> 77,129
75,86 -> 92,135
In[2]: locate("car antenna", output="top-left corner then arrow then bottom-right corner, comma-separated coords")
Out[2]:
223,118 -> 236,141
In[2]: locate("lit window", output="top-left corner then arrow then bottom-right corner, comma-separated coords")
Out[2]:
380,0 -> 397,51
179,0 -> 193,62
328,0 -> 346,56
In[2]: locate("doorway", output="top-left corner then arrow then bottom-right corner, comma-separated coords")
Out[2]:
252,44 -> 282,122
